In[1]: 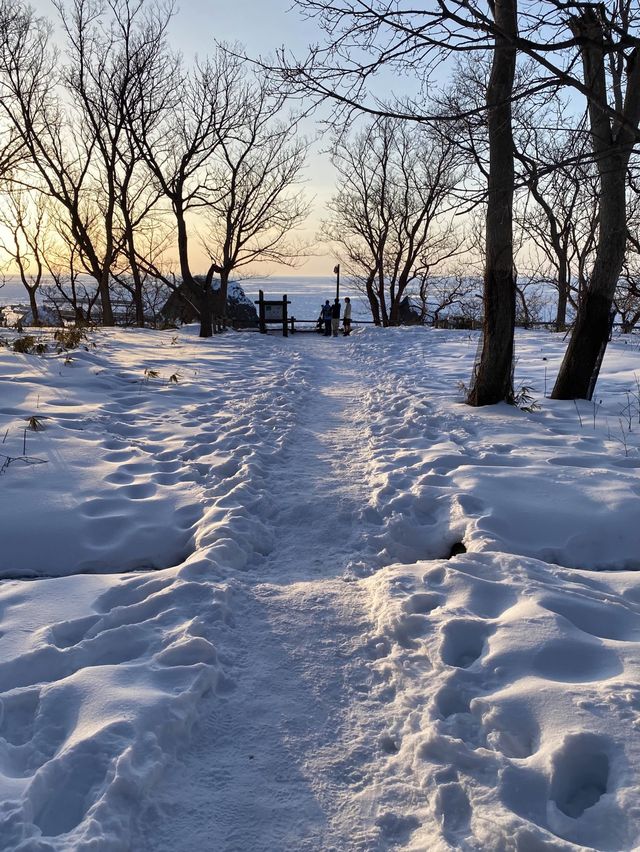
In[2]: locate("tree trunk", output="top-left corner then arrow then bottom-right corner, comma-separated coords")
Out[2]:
516,284 -> 530,328
123,212 -> 145,327
552,165 -> 626,398
97,266 -> 114,326
199,284 -> 213,338
467,0 -> 517,407
175,197 -> 209,337
551,6 -> 640,399
219,269 -> 229,329
27,287 -> 39,325
554,255 -> 569,331
133,271 -> 145,328
377,270 -> 389,326
365,273 -> 381,325
389,278 -> 408,326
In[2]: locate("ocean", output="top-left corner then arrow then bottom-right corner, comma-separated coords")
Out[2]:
0,275 -> 372,322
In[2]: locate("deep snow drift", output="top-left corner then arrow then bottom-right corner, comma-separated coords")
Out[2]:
0,323 -> 639,851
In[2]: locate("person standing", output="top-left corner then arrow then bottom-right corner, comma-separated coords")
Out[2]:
322,300 -> 332,336
331,298 -> 341,337
343,297 -> 352,336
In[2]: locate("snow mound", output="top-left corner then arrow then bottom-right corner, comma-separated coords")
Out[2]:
351,326 -> 640,572
362,553 -> 640,850
349,327 -> 640,850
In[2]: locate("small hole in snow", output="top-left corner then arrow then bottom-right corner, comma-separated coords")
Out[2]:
448,542 -> 467,559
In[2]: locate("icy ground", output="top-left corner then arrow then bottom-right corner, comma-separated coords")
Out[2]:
1,325 -> 640,851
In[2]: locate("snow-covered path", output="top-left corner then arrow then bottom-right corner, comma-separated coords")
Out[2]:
3,325 -> 640,851
133,341 -> 388,851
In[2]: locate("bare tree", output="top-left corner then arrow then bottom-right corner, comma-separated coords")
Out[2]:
0,1 -> 114,323
324,118 -> 463,327
0,0 -> 177,327
108,0 -> 175,326
130,46 -> 247,336
552,2 -> 640,399
418,271 -> 480,327
52,0 -> 177,326
201,74 -> 311,325
465,0 -> 518,405
615,173 -> 640,331
0,186 -> 54,323
513,138 -> 600,330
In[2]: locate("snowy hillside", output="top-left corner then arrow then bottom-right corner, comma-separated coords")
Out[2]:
0,324 -> 639,850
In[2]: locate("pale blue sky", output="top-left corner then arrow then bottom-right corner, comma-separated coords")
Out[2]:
170,1 -> 317,56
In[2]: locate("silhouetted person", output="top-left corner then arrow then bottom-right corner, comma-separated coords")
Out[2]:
331,299 -> 341,337
322,300 -> 332,336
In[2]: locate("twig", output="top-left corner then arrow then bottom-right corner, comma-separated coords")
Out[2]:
0,453 -> 47,476
573,399 -> 583,428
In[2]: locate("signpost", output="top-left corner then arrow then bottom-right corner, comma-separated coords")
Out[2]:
255,290 -> 291,337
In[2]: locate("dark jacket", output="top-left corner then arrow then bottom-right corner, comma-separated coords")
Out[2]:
331,301 -> 341,319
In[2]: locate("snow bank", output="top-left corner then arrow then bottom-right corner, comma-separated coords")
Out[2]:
352,327 -> 640,572
0,326 -> 312,849
350,326 -> 640,849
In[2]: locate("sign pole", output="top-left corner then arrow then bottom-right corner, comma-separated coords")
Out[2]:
334,264 -> 340,302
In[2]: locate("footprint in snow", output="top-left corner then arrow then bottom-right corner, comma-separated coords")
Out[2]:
393,613 -> 433,648
103,470 -> 136,485
49,614 -> 101,649
121,482 -> 157,500
435,678 -> 478,719
440,619 -> 493,669
81,497 -> 124,518
422,566 -> 447,586
435,781 -> 472,838
103,449 -> 133,463
402,592 -> 443,616
478,699 -> 539,758
550,733 -> 611,819
376,812 -> 420,843
462,576 -> 517,619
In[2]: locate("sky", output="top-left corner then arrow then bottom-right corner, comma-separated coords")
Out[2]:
28,0 -> 341,277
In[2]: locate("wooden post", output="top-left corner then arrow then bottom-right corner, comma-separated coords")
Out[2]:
290,316 -> 295,335
282,294 -> 288,338
258,289 -> 266,334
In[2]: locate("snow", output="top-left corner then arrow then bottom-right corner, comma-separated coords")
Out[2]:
0,322 -> 640,850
